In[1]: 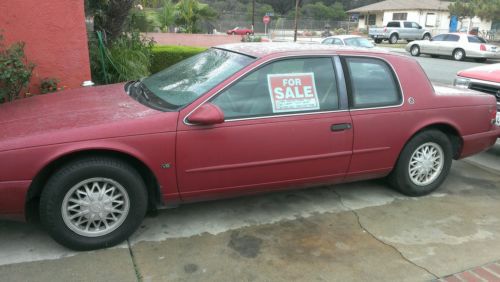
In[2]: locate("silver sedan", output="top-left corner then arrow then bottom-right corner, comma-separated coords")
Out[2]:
405,33 -> 500,62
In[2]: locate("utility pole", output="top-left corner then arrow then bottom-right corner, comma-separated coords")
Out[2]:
252,0 -> 255,31
293,0 -> 299,42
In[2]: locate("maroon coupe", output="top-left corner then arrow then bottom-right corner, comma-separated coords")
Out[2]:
1,43 -> 499,250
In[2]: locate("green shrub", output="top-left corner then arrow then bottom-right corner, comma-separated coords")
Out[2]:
0,34 -> 35,103
150,45 -> 206,73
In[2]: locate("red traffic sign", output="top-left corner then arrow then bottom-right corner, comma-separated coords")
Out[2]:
263,15 -> 271,25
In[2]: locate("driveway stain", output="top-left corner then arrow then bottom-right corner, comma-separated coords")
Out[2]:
228,231 -> 263,258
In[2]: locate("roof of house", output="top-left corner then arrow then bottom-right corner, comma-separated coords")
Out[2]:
348,0 -> 451,13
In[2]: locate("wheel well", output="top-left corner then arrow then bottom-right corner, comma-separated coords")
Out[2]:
25,150 -> 162,222
453,48 -> 465,54
412,124 -> 463,159
390,33 -> 399,38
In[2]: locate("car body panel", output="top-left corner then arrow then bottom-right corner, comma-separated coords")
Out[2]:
455,64 -> 500,111
0,43 -> 498,221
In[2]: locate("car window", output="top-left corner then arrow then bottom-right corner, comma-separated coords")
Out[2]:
322,38 -> 333,44
333,39 -> 343,45
404,22 -> 412,28
344,37 -> 374,48
444,34 -> 460,42
432,34 -> 447,41
468,36 -> 486,43
212,58 -> 339,119
387,22 -> 400,28
411,22 -> 420,29
344,57 -> 401,109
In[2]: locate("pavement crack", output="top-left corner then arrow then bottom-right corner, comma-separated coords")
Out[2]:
331,189 -> 439,280
127,240 -> 143,282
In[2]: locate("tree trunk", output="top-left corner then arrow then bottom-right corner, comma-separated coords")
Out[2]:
104,0 -> 135,41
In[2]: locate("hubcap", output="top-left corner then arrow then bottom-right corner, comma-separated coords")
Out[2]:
61,178 -> 130,237
408,142 -> 444,186
411,47 -> 418,55
454,50 -> 463,60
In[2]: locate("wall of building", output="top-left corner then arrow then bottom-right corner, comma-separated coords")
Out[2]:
0,1 -> 91,95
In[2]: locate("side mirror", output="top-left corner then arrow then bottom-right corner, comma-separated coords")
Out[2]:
187,103 -> 225,125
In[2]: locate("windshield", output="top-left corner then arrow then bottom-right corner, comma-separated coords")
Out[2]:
344,38 -> 374,48
141,48 -> 254,110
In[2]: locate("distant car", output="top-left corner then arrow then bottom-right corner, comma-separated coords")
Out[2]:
406,33 -> 500,62
369,21 -> 432,44
227,27 -> 253,35
1,43 -> 499,251
454,63 -> 500,111
321,35 -> 375,48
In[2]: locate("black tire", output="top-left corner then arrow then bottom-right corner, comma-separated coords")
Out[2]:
422,33 -> 431,40
231,32 -> 235,35
389,34 -> 398,44
246,32 -> 250,35
388,130 -> 452,197
453,48 -> 466,61
406,40 -> 413,43
410,45 -> 420,57
474,58 -> 487,63
40,157 -> 148,250
374,39 -> 382,44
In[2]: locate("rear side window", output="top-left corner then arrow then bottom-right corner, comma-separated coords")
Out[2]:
468,36 -> 486,43
344,57 -> 402,109
432,34 -> 446,41
387,22 -> 400,27
404,22 -> 412,28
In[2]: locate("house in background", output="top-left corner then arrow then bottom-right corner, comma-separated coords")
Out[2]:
0,1 -> 91,95
348,0 -> 493,36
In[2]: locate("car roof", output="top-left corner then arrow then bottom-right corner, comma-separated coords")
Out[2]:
215,42 -> 385,58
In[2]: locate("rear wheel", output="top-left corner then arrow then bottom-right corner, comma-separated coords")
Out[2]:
453,48 -> 466,61
422,33 -> 431,40
388,130 -> 452,196
374,39 -> 382,44
389,34 -> 398,44
410,45 -> 420,56
40,157 -> 148,250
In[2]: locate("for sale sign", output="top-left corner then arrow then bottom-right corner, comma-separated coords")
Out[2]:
267,73 -> 320,113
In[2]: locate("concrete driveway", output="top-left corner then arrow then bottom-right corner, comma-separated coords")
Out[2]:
1,159 -> 500,281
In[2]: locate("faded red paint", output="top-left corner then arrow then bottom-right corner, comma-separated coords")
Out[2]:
0,1 -> 91,95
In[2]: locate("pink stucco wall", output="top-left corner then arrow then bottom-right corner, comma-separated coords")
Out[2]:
0,1 -> 91,95
147,33 -> 243,48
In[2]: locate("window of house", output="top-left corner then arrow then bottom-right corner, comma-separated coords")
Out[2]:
212,58 -> 339,119
344,57 -> 401,109
392,13 -> 407,21
425,13 -> 437,27
367,14 -> 376,25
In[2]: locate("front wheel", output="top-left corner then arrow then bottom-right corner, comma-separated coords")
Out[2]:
388,130 -> 452,196
410,45 -> 420,56
40,157 -> 148,250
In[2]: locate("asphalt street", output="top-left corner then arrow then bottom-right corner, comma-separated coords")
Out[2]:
0,49 -> 499,282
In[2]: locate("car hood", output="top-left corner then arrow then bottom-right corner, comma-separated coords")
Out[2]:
0,84 -> 177,152
457,63 -> 500,83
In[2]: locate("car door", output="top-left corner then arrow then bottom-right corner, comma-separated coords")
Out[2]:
340,56 -> 405,181
438,34 -> 460,55
402,22 -> 412,39
421,34 -> 446,54
410,22 -> 421,40
176,56 -> 353,198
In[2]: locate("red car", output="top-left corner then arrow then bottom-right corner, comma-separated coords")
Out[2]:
226,27 -> 253,35
454,63 -> 500,111
1,43 -> 499,250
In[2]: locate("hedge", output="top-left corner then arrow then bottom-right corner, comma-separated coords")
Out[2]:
151,45 -> 207,74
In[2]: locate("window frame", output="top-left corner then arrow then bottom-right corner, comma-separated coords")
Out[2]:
209,56 -> 344,121
340,56 -> 404,111
392,13 -> 408,21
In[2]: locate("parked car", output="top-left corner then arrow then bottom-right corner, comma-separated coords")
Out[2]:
321,35 -> 375,48
454,63 -> 500,111
406,33 -> 500,62
227,27 -> 253,35
1,43 -> 499,251
369,21 -> 432,44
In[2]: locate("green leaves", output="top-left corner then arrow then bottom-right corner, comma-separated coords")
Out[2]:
449,0 -> 500,21
0,36 -> 35,104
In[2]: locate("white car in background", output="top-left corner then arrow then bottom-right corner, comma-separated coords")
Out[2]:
406,33 -> 500,62
321,35 -> 375,48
